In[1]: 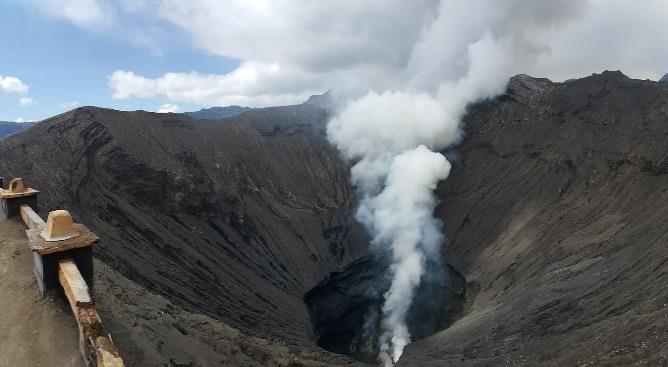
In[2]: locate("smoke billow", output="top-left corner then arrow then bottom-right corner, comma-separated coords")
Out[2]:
327,1 -> 585,364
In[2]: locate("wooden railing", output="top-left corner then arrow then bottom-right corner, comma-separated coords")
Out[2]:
1,178 -> 125,367
20,203 -> 45,229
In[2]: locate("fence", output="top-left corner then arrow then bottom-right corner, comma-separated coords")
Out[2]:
0,177 -> 124,367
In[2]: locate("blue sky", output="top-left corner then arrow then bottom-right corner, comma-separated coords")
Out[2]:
0,1 -> 239,122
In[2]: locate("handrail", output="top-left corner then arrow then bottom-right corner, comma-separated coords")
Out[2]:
59,258 -> 124,367
1,178 -> 125,367
20,203 -> 45,229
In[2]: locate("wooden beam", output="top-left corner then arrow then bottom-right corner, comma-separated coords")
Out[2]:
58,258 -> 125,367
77,307 -> 104,365
20,204 -> 45,230
94,336 -> 125,367
58,258 -> 93,314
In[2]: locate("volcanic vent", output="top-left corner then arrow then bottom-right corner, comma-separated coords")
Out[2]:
304,257 -> 469,362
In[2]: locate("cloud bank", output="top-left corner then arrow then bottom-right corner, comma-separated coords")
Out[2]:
108,63 -> 320,107
99,0 -> 668,107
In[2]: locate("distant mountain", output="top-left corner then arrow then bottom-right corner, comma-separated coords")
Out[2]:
0,121 -> 33,139
660,73 -> 668,83
185,106 -> 253,120
185,93 -> 333,121
303,91 -> 334,110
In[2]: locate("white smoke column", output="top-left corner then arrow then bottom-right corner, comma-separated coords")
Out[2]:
327,1 -> 585,364
373,146 -> 451,365
328,48 -> 510,366
328,92 -> 461,366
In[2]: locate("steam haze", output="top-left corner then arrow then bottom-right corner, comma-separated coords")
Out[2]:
327,0 -> 597,364
85,0 -> 668,107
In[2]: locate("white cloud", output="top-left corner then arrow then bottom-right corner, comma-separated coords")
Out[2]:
59,101 -> 80,109
528,0 -> 668,81
156,104 -> 180,113
109,62 -> 324,107
0,76 -> 28,95
104,0 -> 668,107
155,0 -> 437,71
19,96 -> 36,106
14,117 -> 25,123
30,0 -> 114,29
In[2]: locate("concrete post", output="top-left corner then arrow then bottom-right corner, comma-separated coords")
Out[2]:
0,178 -> 39,221
25,210 -> 97,297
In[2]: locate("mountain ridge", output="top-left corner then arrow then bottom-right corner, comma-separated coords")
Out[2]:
0,121 -> 34,139
185,105 -> 254,120
0,71 -> 665,366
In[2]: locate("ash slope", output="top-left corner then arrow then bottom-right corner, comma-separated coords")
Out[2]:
0,71 -> 665,366
402,71 -> 668,366
0,103 -> 369,365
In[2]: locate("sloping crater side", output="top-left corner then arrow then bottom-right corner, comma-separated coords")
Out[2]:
0,71 -> 666,366
0,104 -> 370,365
401,71 -> 668,366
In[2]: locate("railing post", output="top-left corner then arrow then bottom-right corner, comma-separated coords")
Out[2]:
25,210 -> 97,298
25,206 -> 124,366
0,178 -> 39,221
4,176 -> 124,366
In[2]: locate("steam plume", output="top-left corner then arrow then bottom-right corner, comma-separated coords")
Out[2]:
327,1 -> 585,364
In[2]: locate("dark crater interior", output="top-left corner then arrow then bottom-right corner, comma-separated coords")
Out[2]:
304,256 -> 469,362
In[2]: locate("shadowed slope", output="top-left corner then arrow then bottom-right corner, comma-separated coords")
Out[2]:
401,71 -> 668,366
0,104 -> 369,364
